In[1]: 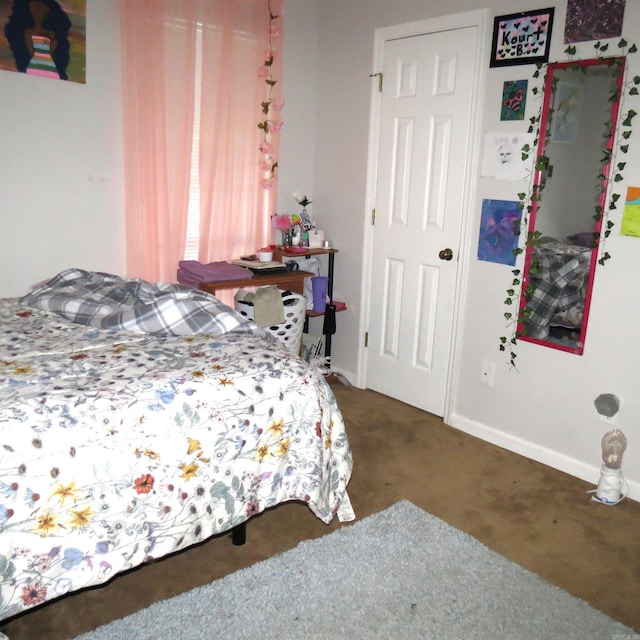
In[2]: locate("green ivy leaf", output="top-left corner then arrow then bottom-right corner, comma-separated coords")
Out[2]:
535,155 -> 549,170
629,44 -> 638,54
598,251 -> 611,265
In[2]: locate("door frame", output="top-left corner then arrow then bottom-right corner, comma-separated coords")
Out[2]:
357,9 -> 489,421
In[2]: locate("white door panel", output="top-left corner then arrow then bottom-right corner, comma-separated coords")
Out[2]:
366,27 -> 477,415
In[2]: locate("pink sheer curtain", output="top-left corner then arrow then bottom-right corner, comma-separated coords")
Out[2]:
120,1 -> 197,283
199,0 -> 283,263
120,0 -> 283,283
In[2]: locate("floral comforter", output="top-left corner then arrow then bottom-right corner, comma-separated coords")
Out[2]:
0,297 -> 353,620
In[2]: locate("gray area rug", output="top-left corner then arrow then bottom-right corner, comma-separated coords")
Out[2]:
74,501 -> 633,640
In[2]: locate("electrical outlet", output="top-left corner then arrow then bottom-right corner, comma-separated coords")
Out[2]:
480,360 -> 495,386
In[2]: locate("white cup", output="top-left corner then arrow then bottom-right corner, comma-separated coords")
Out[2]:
257,250 -> 273,262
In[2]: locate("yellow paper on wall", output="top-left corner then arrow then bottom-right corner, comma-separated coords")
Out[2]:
621,186 -> 640,237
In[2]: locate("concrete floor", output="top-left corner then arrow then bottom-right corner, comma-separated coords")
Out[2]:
3,384 -> 639,639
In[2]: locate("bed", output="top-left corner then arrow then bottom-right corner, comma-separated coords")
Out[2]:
522,240 -> 592,341
0,270 -> 354,621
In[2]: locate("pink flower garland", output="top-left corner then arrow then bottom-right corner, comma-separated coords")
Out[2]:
257,1 -> 283,191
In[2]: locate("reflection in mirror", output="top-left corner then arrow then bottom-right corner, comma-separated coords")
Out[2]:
517,57 -> 625,355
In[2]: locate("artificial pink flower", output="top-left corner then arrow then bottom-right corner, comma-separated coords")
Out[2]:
274,214 -> 292,230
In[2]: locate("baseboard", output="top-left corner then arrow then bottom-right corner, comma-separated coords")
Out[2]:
327,367 -> 357,388
449,413 -> 639,503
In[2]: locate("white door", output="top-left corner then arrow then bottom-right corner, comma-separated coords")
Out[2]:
366,26 -> 477,415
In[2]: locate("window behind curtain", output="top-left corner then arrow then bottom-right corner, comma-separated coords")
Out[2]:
120,1 -> 282,283
184,25 -> 203,261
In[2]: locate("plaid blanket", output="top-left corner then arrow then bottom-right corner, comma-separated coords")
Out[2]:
524,243 -> 590,340
20,269 -> 266,338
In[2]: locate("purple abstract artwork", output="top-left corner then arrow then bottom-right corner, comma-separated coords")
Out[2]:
564,0 -> 626,44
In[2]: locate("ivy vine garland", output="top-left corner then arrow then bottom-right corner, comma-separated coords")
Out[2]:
499,39 -> 640,368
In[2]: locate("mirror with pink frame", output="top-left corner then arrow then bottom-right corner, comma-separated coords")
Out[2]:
517,56 -> 625,354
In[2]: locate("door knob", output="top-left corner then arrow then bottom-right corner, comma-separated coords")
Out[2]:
439,248 -> 453,261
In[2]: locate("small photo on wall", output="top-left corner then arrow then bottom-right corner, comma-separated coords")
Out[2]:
477,199 -> 522,267
564,0 -> 626,44
501,80 -> 528,121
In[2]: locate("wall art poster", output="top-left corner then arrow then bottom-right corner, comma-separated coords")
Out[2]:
0,0 -> 86,83
564,0 -> 626,44
481,133 -> 534,181
477,199 -> 522,267
501,79 -> 528,120
490,8 -> 554,68
621,186 -> 640,237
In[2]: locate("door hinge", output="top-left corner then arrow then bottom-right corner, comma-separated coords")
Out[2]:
371,209 -> 376,226
369,72 -> 383,92
364,332 -> 369,348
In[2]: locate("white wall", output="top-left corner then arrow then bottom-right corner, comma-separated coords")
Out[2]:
276,0 -> 318,218
0,1 -> 126,297
298,0 -> 640,501
1,0 -> 638,502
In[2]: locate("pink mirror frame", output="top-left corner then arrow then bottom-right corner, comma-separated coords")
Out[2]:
517,56 -> 626,355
